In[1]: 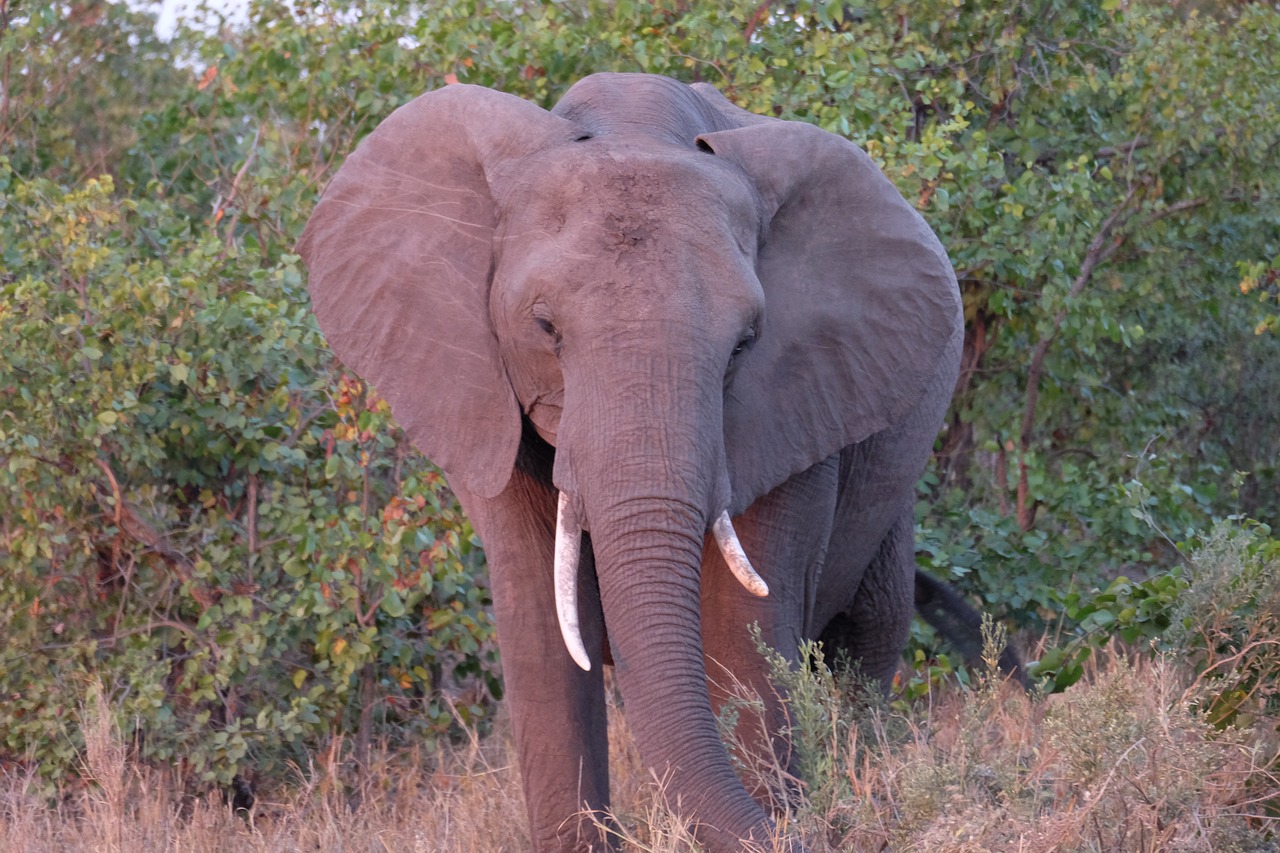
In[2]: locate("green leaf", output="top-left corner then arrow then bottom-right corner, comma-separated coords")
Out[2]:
382,589 -> 406,619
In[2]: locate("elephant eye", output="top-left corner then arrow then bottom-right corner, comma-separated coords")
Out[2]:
536,317 -> 558,338
729,325 -> 757,366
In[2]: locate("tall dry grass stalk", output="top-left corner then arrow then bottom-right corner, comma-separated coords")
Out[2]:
82,681 -> 129,853
1,652 -> 1276,852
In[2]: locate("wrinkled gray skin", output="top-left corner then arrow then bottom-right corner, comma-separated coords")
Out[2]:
300,73 -> 1009,852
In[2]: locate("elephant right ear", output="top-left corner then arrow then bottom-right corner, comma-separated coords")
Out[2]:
694,99 -> 963,513
299,85 -> 583,498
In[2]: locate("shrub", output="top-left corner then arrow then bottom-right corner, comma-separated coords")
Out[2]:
1032,519 -> 1280,710
0,161 -> 497,790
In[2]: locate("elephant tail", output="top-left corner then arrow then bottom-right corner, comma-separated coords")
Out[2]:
913,570 -> 1028,687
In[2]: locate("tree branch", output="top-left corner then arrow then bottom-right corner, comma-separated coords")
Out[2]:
1140,196 -> 1209,227
95,457 -> 124,528
40,619 -> 200,652
212,123 -> 262,248
0,0 -> 11,146
1013,188 -> 1210,528
247,472 -> 259,555
90,458 -> 218,608
1015,186 -> 1138,529
1020,187 -> 1139,445
742,2 -> 770,42
1095,136 -> 1148,159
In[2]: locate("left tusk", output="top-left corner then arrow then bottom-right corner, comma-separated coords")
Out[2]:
554,492 -> 592,671
712,511 -> 769,598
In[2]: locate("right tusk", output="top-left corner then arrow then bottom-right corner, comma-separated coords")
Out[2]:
554,492 -> 592,671
712,511 -> 769,598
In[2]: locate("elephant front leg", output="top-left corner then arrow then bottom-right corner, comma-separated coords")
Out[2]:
452,468 -> 612,852
700,456 -> 840,812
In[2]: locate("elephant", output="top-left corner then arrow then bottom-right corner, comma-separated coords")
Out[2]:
299,72 -> 1021,852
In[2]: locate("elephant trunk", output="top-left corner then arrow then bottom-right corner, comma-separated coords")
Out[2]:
549,336 -> 773,848
589,496 -> 773,848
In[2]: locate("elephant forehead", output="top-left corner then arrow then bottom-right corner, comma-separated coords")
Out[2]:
494,208 -> 757,311
498,142 -> 760,236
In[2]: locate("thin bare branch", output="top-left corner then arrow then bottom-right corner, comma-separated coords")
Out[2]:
94,457 -> 124,529
247,472 -> 259,555
1015,186 -> 1139,528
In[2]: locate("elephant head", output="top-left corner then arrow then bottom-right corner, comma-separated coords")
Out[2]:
299,73 -> 960,849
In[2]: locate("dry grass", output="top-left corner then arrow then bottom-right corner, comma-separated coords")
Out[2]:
3,651 -> 1277,853
874,653 -> 1280,853
0,684 -> 532,853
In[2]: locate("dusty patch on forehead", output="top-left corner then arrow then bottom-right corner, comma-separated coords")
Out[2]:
599,169 -> 665,251
603,211 -> 653,250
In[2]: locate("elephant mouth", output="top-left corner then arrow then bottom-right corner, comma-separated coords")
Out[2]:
526,398 -> 562,446
551,491 -> 768,671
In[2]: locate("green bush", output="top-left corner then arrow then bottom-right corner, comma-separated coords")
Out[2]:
0,159 -> 496,789
1167,521 -> 1280,727
1031,520 -> 1280,704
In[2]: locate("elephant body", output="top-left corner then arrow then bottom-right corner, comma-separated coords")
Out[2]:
300,73 -> 1008,852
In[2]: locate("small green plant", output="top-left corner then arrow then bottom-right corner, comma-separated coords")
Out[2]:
1033,569 -> 1189,690
1032,519 -> 1280,714
1043,658 -> 1152,783
740,632 -> 910,846
894,648 -> 967,707
1168,520 -> 1280,729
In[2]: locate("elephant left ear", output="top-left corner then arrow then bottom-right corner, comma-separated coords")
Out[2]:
695,121 -> 963,512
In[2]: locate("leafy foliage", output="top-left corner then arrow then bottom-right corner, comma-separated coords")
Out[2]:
0,3 -> 495,789
1,0 -> 1277,791
1032,519 -> 1280,712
